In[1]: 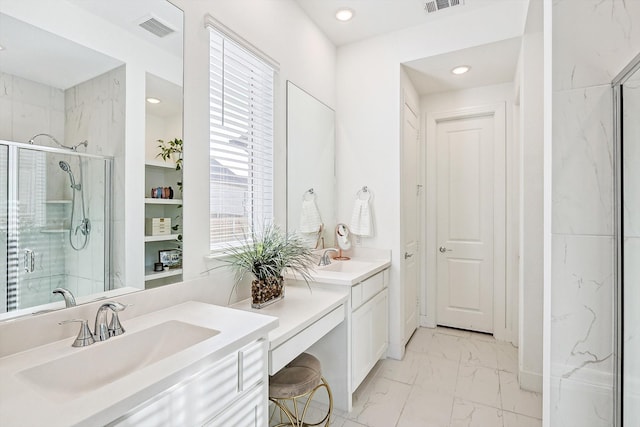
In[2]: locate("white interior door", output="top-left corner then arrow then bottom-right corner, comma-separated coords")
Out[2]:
402,102 -> 419,342
436,114 -> 494,333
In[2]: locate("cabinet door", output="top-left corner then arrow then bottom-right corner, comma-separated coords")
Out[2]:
352,299 -> 372,389
371,288 -> 389,361
204,384 -> 265,427
351,289 -> 389,390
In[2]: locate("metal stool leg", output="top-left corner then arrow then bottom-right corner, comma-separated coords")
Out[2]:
268,377 -> 333,427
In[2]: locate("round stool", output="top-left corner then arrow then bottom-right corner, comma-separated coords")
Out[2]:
268,352 -> 333,427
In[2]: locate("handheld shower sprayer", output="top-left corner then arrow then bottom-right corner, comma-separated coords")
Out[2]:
59,161 -> 81,190
58,159 -> 91,250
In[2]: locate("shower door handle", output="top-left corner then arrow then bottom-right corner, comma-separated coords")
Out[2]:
24,249 -> 35,273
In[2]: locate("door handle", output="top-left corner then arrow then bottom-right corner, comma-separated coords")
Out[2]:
24,249 -> 35,273
404,252 -> 413,259
439,246 -> 453,253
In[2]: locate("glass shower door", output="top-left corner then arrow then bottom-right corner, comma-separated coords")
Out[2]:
3,143 -> 111,314
621,58 -> 640,425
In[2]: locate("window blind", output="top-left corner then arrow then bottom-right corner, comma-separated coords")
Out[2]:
208,28 -> 275,251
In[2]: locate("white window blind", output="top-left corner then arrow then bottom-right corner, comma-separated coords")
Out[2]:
208,27 -> 275,251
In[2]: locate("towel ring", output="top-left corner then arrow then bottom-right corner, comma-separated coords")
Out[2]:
356,186 -> 371,201
303,188 -> 316,201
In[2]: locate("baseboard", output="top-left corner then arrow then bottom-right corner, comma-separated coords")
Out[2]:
519,368 -> 543,393
420,315 -> 436,328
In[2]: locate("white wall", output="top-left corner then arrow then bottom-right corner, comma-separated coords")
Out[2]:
170,0 -> 336,303
550,0 -> 640,425
336,1 -> 528,359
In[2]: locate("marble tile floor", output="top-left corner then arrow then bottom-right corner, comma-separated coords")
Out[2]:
276,326 -> 542,427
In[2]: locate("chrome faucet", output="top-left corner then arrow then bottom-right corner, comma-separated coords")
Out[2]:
318,248 -> 339,266
52,287 -> 76,307
94,301 -> 127,342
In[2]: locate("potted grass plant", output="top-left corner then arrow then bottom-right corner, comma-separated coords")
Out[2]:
222,224 -> 315,308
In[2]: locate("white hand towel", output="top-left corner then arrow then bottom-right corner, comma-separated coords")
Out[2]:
299,199 -> 322,233
350,198 -> 372,236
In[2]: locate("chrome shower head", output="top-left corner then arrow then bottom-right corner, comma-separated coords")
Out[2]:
59,160 -> 71,173
59,161 -> 80,190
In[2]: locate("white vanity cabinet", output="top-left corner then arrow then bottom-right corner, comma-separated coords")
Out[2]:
350,269 -> 389,390
112,339 -> 268,427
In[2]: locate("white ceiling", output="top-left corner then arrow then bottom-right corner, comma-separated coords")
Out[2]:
294,0 -> 526,95
0,12 -> 123,90
403,37 -> 522,95
294,0 -> 522,47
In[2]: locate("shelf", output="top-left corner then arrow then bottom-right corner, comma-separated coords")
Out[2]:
144,234 -> 181,243
144,268 -> 183,281
145,160 -> 179,169
45,200 -> 71,204
145,198 -> 182,205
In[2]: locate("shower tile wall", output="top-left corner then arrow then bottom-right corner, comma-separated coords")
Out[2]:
65,65 -> 124,292
551,0 -> 640,425
0,72 -> 65,144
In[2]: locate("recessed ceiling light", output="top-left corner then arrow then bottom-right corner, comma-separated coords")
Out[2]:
146,97 -> 161,104
451,65 -> 471,75
335,8 -> 354,22
0,45 -> 5,51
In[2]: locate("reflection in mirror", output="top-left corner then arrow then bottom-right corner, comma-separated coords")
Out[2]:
286,82 -> 335,249
0,0 -> 184,319
619,54 -> 640,425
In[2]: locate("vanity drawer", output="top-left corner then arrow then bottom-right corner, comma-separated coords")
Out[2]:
361,271 -> 384,303
269,304 -> 344,374
239,339 -> 266,391
113,340 -> 268,426
351,283 -> 363,308
112,351 -> 239,426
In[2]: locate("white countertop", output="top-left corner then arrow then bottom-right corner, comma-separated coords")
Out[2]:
0,301 -> 277,427
286,257 -> 391,286
231,284 -> 348,349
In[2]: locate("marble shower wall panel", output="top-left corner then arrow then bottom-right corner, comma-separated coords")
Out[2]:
549,0 -> 640,423
552,86 -> 614,236
550,377 -> 614,427
553,0 -> 640,91
65,65 -> 124,289
0,72 -> 65,143
550,235 -> 615,385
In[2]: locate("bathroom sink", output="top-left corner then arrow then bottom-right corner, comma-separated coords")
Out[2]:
18,320 -> 219,401
316,260 -> 375,273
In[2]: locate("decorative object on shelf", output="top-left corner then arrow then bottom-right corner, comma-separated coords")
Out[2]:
154,262 -> 164,272
156,138 -> 183,171
159,249 -> 182,269
155,136 -> 183,247
217,224 -> 315,308
150,186 -> 175,199
145,217 -> 171,236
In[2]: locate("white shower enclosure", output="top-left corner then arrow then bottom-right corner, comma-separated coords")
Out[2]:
0,140 -> 112,314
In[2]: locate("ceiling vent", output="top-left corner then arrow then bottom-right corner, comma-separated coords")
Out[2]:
138,16 -> 175,38
424,0 -> 464,14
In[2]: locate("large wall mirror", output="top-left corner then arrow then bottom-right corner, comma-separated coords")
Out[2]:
0,0 -> 183,319
286,81 -> 335,249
